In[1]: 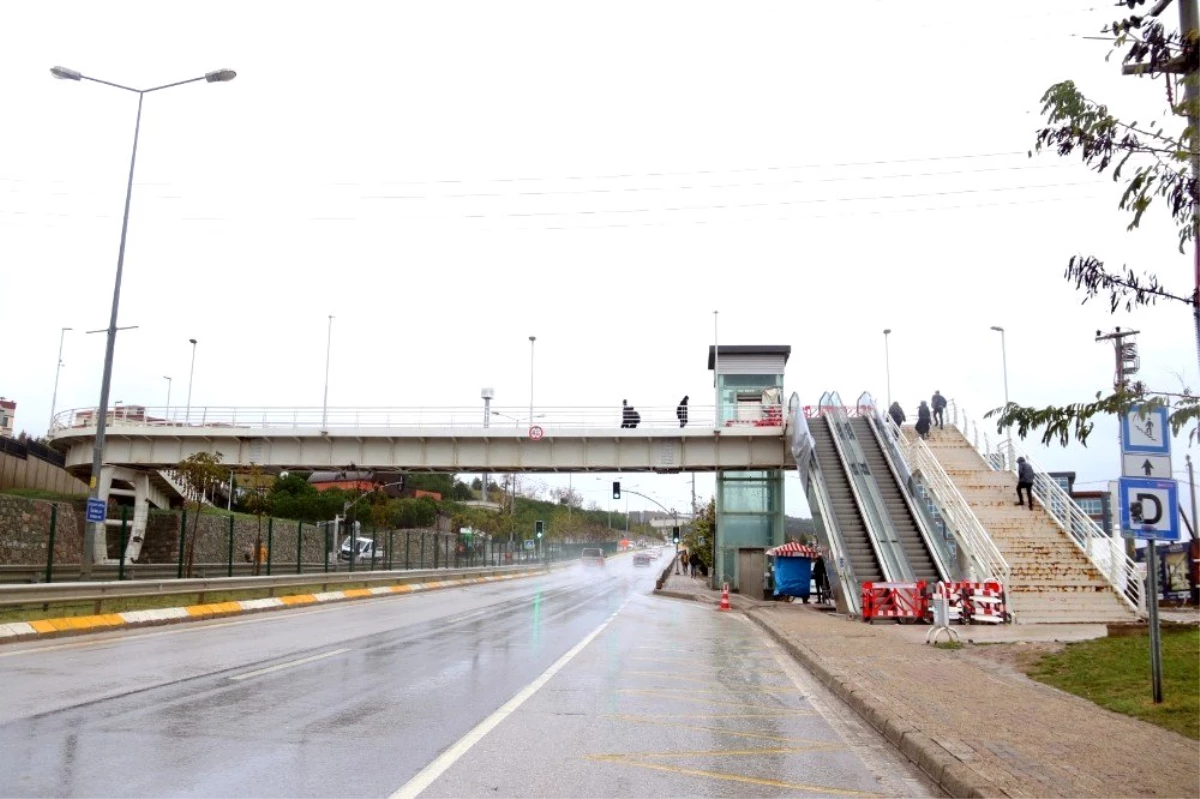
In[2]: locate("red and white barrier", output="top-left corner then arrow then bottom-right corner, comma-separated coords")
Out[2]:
931,580 -> 1009,624
861,581 -> 928,623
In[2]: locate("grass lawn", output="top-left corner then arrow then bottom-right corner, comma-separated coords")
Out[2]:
1027,627 -> 1199,739
0,581 -> 383,625
1,488 -> 85,502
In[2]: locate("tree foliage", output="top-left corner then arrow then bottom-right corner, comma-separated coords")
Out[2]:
682,498 -> 715,569
175,451 -> 225,577
1032,2 -> 1198,302
988,389 -> 1199,447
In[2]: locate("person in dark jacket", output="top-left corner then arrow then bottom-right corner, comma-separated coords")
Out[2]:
621,400 -> 641,429
915,401 -> 932,439
931,390 -> 947,429
888,401 -> 905,428
676,395 -> 689,428
1015,456 -> 1035,511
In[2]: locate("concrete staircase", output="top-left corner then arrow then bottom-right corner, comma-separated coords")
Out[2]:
916,427 -> 1137,624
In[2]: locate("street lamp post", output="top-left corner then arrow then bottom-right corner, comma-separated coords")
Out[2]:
481,388 -> 493,503
528,336 -> 536,430
52,65 -> 236,575
990,326 -> 1012,468
185,338 -> 198,423
48,327 -> 72,430
883,329 -> 892,408
162,375 -> 172,416
322,315 -> 334,429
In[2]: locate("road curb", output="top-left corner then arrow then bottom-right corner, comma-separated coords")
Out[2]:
744,610 -> 1003,799
0,568 -> 549,645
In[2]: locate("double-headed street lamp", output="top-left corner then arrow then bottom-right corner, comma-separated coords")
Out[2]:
52,65 -> 236,575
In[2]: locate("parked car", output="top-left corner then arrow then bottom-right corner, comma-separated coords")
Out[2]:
581,548 -> 606,567
338,536 -> 385,563
633,552 -> 652,567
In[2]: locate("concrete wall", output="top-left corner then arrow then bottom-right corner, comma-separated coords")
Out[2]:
0,452 -> 87,497
0,495 -> 85,566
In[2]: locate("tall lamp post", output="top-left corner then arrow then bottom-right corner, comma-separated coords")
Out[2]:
51,64 -> 236,575
323,314 -> 334,429
162,375 -> 172,416
48,326 -> 72,430
185,338 -> 198,422
528,336 -> 536,429
990,326 -> 1012,468
883,328 -> 892,407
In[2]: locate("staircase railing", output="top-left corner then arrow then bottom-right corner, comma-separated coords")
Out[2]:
857,392 -> 958,584
819,392 -> 912,582
947,402 -> 1143,616
886,414 -> 1013,598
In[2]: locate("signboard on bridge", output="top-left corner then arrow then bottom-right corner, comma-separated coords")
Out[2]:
85,498 -> 106,523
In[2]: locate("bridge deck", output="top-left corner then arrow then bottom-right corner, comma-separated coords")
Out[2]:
50,405 -> 795,473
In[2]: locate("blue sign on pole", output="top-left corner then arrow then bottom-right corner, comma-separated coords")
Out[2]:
1118,477 -> 1180,541
85,498 -> 107,523
1120,405 -> 1171,455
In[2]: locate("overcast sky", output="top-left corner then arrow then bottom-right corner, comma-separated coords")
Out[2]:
1,1 -> 1195,519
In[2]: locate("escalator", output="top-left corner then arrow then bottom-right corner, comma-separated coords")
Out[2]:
808,415 -> 884,585
849,417 -> 942,584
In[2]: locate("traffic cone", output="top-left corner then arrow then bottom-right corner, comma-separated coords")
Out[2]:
717,583 -> 731,611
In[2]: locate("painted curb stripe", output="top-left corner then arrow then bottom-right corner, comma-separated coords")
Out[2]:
3,568 -> 551,641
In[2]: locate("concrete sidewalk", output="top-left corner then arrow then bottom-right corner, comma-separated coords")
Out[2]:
655,573 -> 1199,798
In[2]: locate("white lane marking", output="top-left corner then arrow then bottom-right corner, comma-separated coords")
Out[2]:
228,648 -> 351,682
390,598 -> 631,799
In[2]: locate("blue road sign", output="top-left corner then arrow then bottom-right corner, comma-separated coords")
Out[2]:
1121,404 -> 1171,455
1118,477 -> 1180,541
85,498 -> 106,523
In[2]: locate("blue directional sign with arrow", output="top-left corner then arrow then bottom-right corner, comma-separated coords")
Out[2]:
1122,453 -> 1172,479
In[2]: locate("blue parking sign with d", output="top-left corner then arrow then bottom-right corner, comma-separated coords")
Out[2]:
1118,477 -> 1180,541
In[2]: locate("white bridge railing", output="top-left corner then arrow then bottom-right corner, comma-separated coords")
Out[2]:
947,401 -> 1143,616
51,404 -> 787,435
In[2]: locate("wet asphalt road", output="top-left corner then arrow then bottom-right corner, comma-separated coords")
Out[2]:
0,554 -> 933,798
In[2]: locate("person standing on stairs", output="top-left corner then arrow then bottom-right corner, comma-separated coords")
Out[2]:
915,401 -> 932,440
1015,456 -> 1035,511
931,390 -> 947,429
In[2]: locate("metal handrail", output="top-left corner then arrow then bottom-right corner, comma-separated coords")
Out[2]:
818,392 -> 911,582
50,404 -> 785,434
886,415 -> 1013,598
795,398 -> 861,616
946,401 -> 1143,615
0,564 -> 542,609
857,392 -> 956,583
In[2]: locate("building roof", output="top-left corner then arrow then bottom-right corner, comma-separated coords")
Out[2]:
707,345 -> 791,370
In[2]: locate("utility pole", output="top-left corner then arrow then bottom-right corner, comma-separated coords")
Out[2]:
1097,327 -> 1141,558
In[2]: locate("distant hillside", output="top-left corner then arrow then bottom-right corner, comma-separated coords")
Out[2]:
785,516 -> 816,536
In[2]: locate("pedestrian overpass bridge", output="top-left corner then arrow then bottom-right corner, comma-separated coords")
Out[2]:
49,403 -> 794,475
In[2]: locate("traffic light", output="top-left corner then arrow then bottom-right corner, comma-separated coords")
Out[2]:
672,526 -> 680,544
535,520 -> 544,538
612,481 -> 621,500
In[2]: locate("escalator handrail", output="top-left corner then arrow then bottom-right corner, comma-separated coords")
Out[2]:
819,392 -> 911,582
856,392 -> 956,581
799,435 -> 862,616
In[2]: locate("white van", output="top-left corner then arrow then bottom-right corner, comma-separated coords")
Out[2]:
338,536 -> 385,563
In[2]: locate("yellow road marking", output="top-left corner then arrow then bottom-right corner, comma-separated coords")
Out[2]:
622,671 -> 800,690
585,754 -> 885,797
605,714 -> 846,746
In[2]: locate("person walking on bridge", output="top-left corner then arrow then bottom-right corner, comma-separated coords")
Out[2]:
1015,456 -> 1036,512
676,395 -> 689,428
888,401 -> 905,429
931,390 -> 947,430
621,400 -> 641,429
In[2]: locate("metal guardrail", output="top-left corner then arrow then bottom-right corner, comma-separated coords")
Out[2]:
0,564 -> 547,610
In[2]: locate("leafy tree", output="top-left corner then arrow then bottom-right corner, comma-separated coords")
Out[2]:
682,498 -> 715,569
993,5 -> 1199,446
175,451 -> 225,577
390,497 -> 438,529
241,463 -> 273,575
